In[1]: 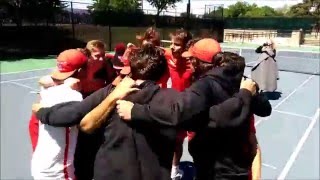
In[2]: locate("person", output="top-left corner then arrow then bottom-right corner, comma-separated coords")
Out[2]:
136,26 -> 161,47
75,40 -> 118,180
162,29 -> 194,180
108,42 -> 127,73
114,27 -> 169,88
29,49 -> 87,179
251,39 -> 278,92
116,38 -> 272,180
77,40 -> 116,97
33,43 -> 258,180
34,44 -> 173,180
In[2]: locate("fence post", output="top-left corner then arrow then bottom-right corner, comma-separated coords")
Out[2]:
70,1 -> 75,44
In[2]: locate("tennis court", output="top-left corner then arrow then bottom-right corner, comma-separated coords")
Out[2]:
0,47 -> 319,179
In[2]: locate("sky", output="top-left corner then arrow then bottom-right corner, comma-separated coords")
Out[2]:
70,0 -> 303,15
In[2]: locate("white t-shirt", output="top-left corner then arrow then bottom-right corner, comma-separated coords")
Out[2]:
31,84 -> 83,180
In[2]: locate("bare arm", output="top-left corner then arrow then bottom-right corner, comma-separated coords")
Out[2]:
251,138 -> 262,180
80,77 -> 139,133
79,91 -> 118,133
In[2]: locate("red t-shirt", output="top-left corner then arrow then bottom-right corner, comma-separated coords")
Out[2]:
79,56 -> 115,94
162,48 -> 193,92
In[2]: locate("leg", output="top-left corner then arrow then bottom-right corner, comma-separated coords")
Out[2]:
171,130 -> 187,180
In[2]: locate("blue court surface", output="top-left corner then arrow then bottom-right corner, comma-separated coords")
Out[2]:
1,50 -> 319,179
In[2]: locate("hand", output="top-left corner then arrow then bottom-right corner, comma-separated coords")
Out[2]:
116,100 -> 134,121
38,75 -> 55,88
32,103 -> 43,113
240,78 -> 257,95
111,77 -> 139,100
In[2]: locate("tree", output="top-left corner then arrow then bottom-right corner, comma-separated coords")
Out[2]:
224,2 -> 254,17
275,4 -> 291,16
218,2 -> 281,17
146,0 -> 182,16
90,0 -> 141,12
1,0 -> 64,26
287,0 -> 320,16
244,6 -> 280,17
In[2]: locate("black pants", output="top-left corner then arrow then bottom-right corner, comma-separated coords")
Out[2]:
74,130 -> 104,180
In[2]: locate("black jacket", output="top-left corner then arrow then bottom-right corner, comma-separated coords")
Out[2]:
130,66 -> 271,180
36,81 -> 177,180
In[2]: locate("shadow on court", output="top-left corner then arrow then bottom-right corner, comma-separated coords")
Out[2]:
263,91 -> 282,100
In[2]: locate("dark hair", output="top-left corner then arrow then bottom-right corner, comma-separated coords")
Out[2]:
190,58 -> 214,79
186,37 -> 201,50
136,27 -> 161,46
129,43 -> 167,81
212,51 -> 245,73
190,51 -> 245,79
169,28 -> 193,47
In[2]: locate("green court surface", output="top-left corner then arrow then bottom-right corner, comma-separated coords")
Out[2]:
0,57 -> 56,73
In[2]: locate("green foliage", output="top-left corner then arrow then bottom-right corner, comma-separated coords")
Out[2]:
90,0 -> 141,13
146,0 -> 182,15
287,0 -> 319,17
206,1 -> 319,18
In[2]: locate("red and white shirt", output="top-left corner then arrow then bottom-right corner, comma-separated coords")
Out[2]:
31,84 -> 83,180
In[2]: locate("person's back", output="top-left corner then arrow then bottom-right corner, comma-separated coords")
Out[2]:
188,67 -> 270,180
186,63 -> 249,180
94,82 -> 177,180
31,82 -> 83,180
92,43 -> 177,180
113,39 -> 270,180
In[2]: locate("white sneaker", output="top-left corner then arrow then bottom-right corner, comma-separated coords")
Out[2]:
171,168 -> 184,180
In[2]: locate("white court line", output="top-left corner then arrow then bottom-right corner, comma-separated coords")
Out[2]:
277,108 -> 320,180
221,45 -> 320,54
274,75 -> 314,110
255,75 -> 315,126
0,67 -> 54,75
273,110 -> 313,119
0,76 -> 41,83
246,61 -> 256,65
262,163 -> 277,170
8,81 -> 38,91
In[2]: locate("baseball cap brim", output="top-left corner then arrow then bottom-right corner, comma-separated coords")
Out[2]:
51,69 -> 76,81
120,66 -> 131,75
181,51 -> 193,58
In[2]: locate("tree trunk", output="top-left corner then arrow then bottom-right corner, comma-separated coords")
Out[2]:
155,9 -> 161,27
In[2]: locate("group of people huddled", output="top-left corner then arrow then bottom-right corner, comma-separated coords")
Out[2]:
29,27 -> 272,180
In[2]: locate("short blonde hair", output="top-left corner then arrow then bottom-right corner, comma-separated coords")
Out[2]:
86,40 -> 106,52
77,40 -> 106,57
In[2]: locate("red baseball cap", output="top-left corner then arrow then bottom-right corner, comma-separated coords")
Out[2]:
114,42 -> 126,55
51,49 -> 87,80
182,38 -> 221,63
